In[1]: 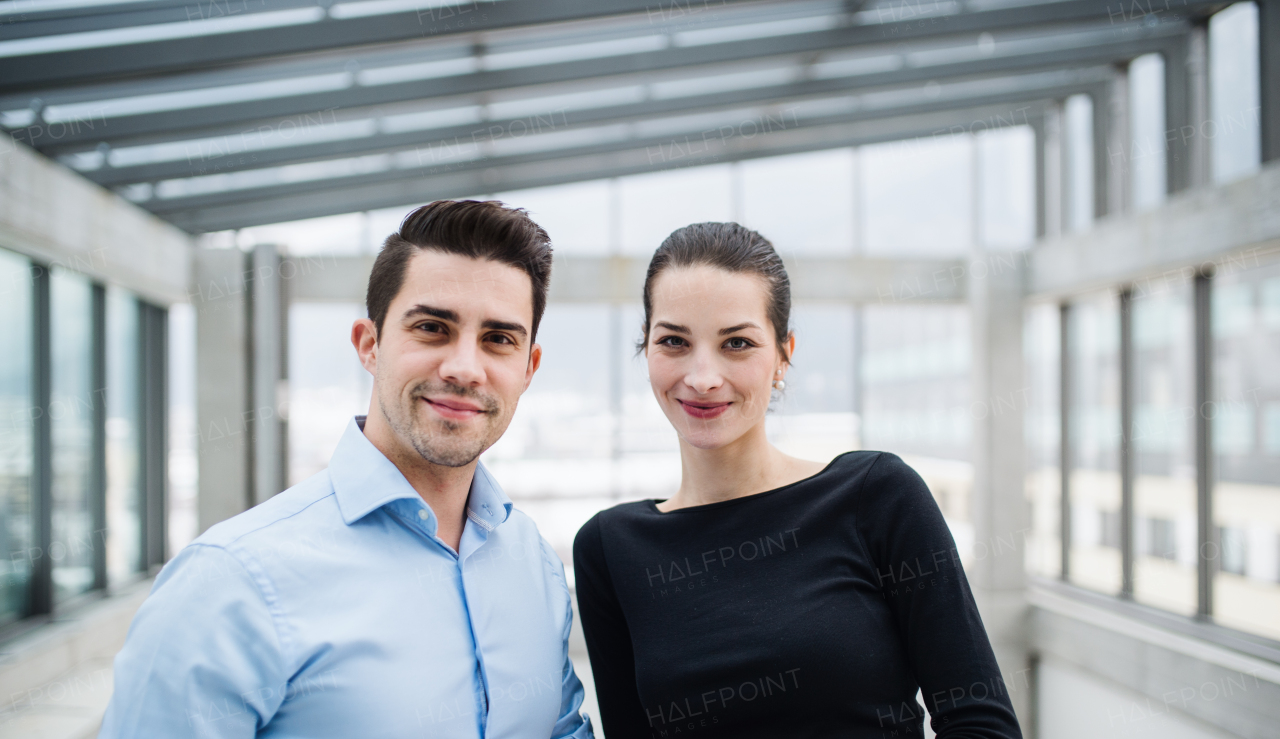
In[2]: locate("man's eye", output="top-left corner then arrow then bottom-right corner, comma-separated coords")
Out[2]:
487,334 -> 514,345
418,322 -> 446,334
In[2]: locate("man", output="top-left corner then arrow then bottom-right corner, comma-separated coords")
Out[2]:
101,201 -> 593,738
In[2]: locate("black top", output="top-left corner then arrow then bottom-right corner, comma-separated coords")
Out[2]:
572,451 -> 1022,739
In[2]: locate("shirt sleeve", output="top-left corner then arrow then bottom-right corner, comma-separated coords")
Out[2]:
541,537 -> 595,739
99,543 -> 289,739
572,514 -> 649,739
855,453 -> 1023,739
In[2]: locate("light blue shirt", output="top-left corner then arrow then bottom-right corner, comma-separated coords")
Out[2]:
101,417 -> 593,739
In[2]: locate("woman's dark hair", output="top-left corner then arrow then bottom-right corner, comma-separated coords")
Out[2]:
639,222 -> 791,362
366,200 -> 552,343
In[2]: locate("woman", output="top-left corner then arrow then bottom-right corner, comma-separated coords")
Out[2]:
573,223 -> 1022,738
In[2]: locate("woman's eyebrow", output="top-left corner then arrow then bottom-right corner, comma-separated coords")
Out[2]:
719,322 -> 761,335
655,321 -> 690,334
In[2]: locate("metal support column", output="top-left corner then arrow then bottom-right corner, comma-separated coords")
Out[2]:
1166,25 -> 1211,193
90,284 -> 107,591
30,263 -> 52,617
1259,0 -> 1280,163
1096,64 -> 1131,218
250,244 -> 285,505
1058,303 -> 1071,581
1118,288 -> 1135,598
1193,270 -> 1214,617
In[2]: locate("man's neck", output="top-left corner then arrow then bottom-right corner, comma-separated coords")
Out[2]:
361,412 -> 474,553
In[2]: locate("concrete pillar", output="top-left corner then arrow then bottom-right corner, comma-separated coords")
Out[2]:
1095,66 -> 1131,218
194,248 -> 251,533
1040,101 -> 1065,240
193,244 -> 289,532
1165,25 -> 1211,193
251,244 -> 286,504
967,253 -> 1031,725
1260,0 -> 1280,163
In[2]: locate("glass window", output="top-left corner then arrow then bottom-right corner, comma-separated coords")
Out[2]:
978,126 -> 1036,251
0,250 -> 33,625
1024,303 -> 1061,579
1063,94 -> 1094,233
619,165 -> 733,255
862,134 -> 972,256
1209,2 -> 1261,185
1067,291 -> 1122,595
168,302 -> 199,554
740,150 -> 855,256
1131,282 -> 1196,615
861,304 -> 972,553
494,180 -> 613,255
768,305 -> 857,463
50,268 -> 95,603
1212,257 -> 1280,640
106,288 -> 142,585
1129,53 -> 1167,212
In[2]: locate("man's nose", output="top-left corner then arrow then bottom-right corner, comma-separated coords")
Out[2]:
438,336 -> 484,386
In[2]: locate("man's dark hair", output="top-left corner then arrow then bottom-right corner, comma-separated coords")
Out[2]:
367,200 -> 553,343
639,221 -> 792,362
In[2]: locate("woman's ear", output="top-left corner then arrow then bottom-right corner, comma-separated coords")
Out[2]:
783,331 -> 796,367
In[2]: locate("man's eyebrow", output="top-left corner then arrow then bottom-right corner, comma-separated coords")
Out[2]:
655,321 -> 690,334
402,304 -> 458,323
482,319 -> 528,338
719,322 -> 761,335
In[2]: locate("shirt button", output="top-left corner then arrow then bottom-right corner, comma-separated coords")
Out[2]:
418,509 -> 429,520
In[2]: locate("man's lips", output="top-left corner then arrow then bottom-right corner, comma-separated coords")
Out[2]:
422,397 -> 488,421
678,399 -> 730,420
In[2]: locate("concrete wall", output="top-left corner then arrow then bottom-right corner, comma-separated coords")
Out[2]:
0,134 -> 191,305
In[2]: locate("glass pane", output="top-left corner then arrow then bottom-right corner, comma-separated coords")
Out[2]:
0,250 -> 33,625
862,134 -> 972,256
106,288 -> 141,585
1129,53 -> 1167,212
619,165 -> 733,255
978,126 -> 1035,251
861,305 -> 972,554
1024,303 -> 1061,579
1209,2 -> 1261,185
168,303 -> 198,554
1212,257 -> 1280,640
50,268 -> 95,603
768,305 -> 857,463
1064,94 -> 1094,233
740,149 -> 855,256
1068,291 -> 1122,595
1132,282 -> 1196,615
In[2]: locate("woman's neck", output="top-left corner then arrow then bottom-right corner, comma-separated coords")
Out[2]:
660,422 -> 822,511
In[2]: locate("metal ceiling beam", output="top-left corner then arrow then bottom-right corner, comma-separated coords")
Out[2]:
160,99 -> 1048,232
142,77 -> 1095,215
80,66 -> 1113,186
0,0 -> 773,91
27,18 -> 1186,152
1,0 -> 321,41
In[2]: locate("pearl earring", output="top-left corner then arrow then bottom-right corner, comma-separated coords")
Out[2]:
773,369 -> 785,391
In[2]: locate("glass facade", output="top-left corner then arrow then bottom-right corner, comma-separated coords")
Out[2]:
0,250 -> 33,627
1024,303 -> 1061,579
0,247 -> 165,629
1212,257 -> 1280,640
1131,282 -> 1196,615
49,268 -> 95,603
106,288 -> 142,585
1067,291 -> 1122,595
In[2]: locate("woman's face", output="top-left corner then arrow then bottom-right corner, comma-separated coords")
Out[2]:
645,265 -> 789,451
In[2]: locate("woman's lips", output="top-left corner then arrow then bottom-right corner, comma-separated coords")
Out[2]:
423,397 -> 486,421
678,399 -> 730,420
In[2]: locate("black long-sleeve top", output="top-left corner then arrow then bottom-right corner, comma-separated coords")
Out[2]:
572,451 -> 1022,739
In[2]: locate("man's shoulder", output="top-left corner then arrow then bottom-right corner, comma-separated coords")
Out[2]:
195,469 -> 338,550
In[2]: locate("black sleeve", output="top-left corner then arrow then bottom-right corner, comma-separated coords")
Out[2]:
572,514 -> 650,739
856,453 -> 1023,739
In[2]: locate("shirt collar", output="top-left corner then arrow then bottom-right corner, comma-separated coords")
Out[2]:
329,416 -> 513,529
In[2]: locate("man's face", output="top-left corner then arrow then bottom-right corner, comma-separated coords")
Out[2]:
362,250 -> 540,468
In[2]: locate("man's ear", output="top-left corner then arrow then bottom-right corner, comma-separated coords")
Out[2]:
352,318 -> 379,375
523,343 -> 542,392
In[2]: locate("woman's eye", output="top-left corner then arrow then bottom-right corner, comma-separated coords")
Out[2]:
656,336 -> 686,347
725,337 -> 751,350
